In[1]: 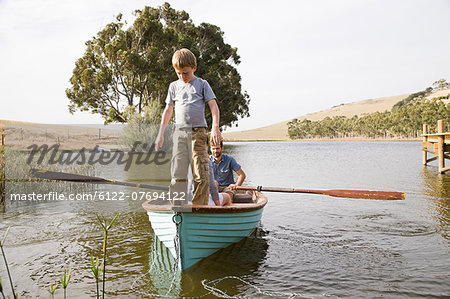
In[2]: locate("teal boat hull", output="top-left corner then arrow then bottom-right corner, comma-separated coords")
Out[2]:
143,192 -> 267,270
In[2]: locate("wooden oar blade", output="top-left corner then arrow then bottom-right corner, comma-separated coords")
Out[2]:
31,169 -> 107,183
321,189 -> 405,200
31,169 -> 169,191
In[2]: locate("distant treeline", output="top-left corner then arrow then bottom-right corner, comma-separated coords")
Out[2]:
288,88 -> 450,139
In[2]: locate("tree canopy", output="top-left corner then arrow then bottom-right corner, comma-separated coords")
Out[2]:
433,79 -> 450,90
66,3 -> 250,127
288,88 -> 450,139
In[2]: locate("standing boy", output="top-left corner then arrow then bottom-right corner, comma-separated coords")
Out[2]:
155,48 -> 221,205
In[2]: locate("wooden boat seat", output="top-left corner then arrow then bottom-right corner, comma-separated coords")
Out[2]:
232,191 -> 254,203
144,191 -> 267,213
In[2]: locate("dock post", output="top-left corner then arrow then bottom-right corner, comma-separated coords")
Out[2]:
0,132 -> 4,203
423,124 -> 428,165
438,120 -> 445,173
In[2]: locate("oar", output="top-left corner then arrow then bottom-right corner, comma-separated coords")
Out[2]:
236,185 -> 405,200
30,169 -> 169,191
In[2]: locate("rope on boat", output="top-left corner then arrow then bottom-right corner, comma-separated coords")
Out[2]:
201,276 -> 305,298
165,212 -> 182,295
172,212 -> 183,225
129,236 -> 169,298
130,220 -> 182,298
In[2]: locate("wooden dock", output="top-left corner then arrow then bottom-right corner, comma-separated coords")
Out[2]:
422,119 -> 450,173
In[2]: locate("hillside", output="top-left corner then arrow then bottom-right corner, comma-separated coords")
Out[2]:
2,89 -> 449,143
223,89 -> 450,141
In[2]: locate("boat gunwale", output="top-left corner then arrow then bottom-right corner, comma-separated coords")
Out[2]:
142,192 -> 267,214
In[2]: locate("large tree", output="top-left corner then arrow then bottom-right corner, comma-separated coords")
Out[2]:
66,3 -> 250,127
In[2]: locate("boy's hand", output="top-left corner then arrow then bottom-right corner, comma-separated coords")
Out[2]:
210,126 -> 221,147
155,135 -> 164,151
207,100 -> 221,146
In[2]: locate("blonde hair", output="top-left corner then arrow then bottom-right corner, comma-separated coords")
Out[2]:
172,48 -> 197,69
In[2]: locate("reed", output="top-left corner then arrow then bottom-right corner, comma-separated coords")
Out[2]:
4,147 -> 97,198
0,216 -> 122,297
47,282 -> 58,299
0,227 -> 16,299
0,277 -> 5,299
90,256 -> 101,299
97,212 -> 120,299
59,268 -> 71,299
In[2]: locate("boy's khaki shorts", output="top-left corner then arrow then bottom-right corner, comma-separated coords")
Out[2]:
191,127 -> 209,205
170,127 -> 209,205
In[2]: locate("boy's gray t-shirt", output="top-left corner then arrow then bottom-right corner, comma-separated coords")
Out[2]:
166,77 -> 216,128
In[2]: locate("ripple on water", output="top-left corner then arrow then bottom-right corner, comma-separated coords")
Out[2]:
1,141 -> 449,297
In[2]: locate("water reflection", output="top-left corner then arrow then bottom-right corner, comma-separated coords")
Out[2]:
135,226 -> 269,297
2,141 -> 449,297
182,226 -> 268,297
421,167 -> 450,240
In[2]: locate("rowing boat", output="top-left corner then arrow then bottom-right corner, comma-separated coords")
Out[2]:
142,191 -> 268,271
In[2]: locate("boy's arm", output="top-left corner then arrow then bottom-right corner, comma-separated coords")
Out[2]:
155,105 -> 174,151
208,99 -> 221,146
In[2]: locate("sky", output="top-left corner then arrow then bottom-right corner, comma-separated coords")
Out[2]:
1,0 -> 449,132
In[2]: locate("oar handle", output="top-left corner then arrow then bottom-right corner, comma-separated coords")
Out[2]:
237,186 -> 297,193
236,185 -> 405,200
237,186 -> 323,193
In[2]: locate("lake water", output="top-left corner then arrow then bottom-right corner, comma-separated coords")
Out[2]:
1,141 -> 449,298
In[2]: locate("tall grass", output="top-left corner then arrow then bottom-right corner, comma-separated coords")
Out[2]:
0,227 -> 17,299
97,212 -> 120,299
90,256 -> 101,299
0,277 -> 5,299
47,281 -> 58,299
3,147 -> 97,205
59,269 -> 71,299
1,214 -> 123,297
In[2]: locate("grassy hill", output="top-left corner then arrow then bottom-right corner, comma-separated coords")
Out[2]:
2,89 -> 449,143
223,89 -> 450,141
